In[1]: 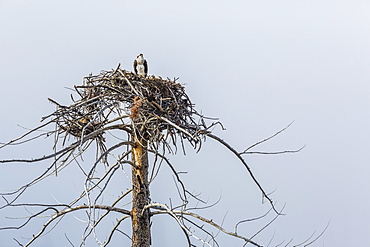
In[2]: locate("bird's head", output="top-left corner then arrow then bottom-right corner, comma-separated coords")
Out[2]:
137,53 -> 144,59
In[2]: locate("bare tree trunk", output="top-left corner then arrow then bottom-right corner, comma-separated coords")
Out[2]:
131,138 -> 151,247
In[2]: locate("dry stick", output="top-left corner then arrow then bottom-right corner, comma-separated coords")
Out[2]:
84,141 -> 134,221
22,205 -> 131,247
79,103 -> 117,147
0,148 -> 75,208
0,131 -> 54,146
206,133 -> 281,215
243,147 -> 304,155
181,216 -> 219,246
0,207 -> 57,231
0,125 -> 132,164
149,204 -> 213,247
68,157 -> 132,208
119,71 -> 140,95
249,204 -> 286,242
242,121 -> 294,153
82,185 -> 133,244
148,203 -> 262,247
235,207 -> 273,234
153,115 -> 197,142
95,188 -> 133,226
0,119 -> 55,149
147,150 -> 187,202
5,142 -> 131,211
301,222 -> 330,247
103,215 -> 131,246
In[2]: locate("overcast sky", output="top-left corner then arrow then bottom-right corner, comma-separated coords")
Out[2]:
1,0 -> 370,246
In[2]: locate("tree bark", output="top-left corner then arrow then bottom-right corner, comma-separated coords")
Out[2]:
131,138 -> 151,247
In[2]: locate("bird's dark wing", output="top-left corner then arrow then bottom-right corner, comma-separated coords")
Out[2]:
133,59 -> 138,74
144,60 -> 148,75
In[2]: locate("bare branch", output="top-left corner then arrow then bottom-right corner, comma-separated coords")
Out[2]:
22,204 -> 131,247
243,146 -> 304,155
149,203 -> 262,247
242,121 -> 295,153
206,133 -> 281,214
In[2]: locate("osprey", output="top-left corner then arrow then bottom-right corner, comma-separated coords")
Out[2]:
133,53 -> 148,76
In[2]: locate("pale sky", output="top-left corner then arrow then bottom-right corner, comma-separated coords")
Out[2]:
1,0 -> 370,246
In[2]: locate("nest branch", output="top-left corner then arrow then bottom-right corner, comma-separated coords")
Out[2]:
48,68 -> 208,154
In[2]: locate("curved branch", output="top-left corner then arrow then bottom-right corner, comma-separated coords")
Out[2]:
0,207 -> 59,231
206,133 -> 280,214
242,146 -> 304,155
147,149 -> 188,203
0,128 -> 134,164
103,215 -> 131,246
68,152 -> 132,208
149,203 -> 262,247
235,206 -> 273,234
22,204 -> 131,247
0,119 -> 55,150
242,121 -> 294,153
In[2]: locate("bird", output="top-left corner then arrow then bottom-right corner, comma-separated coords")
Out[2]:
133,53 -> 148,76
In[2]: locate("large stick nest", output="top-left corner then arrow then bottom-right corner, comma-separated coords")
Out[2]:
47,65 -> 215,152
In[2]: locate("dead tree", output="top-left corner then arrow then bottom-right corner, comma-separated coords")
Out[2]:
0,65 -> 325,246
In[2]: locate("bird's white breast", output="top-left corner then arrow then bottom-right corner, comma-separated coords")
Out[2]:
136,64 -> 145,74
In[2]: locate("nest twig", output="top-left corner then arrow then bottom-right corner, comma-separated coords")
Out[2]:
47,65 -> 212,153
